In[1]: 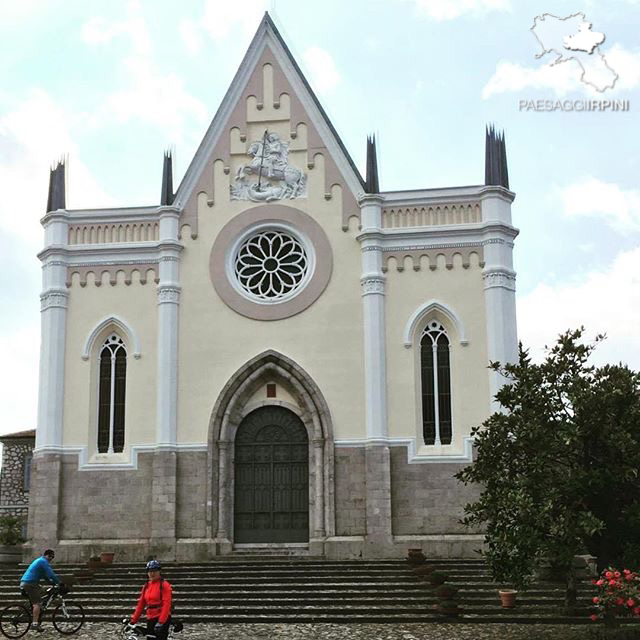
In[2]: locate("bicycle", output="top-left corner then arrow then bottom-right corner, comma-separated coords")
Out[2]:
119,619 -> 184,639
0,583 -> 85,638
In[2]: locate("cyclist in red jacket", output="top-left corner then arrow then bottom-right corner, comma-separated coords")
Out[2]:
130,560 -> 172,639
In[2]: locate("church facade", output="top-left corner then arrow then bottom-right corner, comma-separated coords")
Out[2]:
28,14 -> 518,562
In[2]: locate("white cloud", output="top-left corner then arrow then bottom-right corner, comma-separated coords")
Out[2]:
518,247 -> 640,370
199,0 -> 267,41
81,2 -> 207,142
408,0 -> 511,21
483,45 -> 640,98
302,47 -> 341,94
483,60 -> 589,98
179,18 -> 203,56
606,44 -> 640,90
0,324 -> 40,436
0,89 -> 116,246
81,1 -> 151,56
559,177 -> 640,232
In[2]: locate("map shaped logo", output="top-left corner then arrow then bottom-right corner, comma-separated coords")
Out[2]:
531,13 -> 618,92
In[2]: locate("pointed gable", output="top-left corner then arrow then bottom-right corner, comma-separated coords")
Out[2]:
175,13 -> 364,238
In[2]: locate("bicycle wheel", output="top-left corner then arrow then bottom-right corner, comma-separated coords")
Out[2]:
0,604 -> 31,639
52,601 -> 85,635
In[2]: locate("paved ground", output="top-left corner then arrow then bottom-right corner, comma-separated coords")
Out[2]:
31,622 -> 597,639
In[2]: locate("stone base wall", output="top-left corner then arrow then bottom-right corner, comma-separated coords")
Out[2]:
334,447 -> 366,536
26,445 -> 485,562
59,454 -> 153,540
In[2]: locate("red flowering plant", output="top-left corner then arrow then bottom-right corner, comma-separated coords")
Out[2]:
590,567 -> 640,623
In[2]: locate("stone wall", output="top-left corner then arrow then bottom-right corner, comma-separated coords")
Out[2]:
334,447 -> 366,536
59,454 -> 153,539
0,440 -> 33,506
389,446 -> 482,535
176,451 -> 207,539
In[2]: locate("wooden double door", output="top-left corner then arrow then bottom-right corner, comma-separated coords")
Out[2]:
234,406 -> 309,543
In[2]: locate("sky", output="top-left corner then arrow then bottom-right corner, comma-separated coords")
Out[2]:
0,0 -> 638,437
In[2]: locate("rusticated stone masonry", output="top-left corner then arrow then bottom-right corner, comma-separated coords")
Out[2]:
0,440 -> 34,506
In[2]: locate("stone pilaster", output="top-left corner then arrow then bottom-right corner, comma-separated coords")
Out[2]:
364,444 -> 393,557
25,454 -> 62,559
357,194 -> 388,441
155,206 -> 182,448
357,193 -> 393,555
150,450 -> 177,554
480,188 -> 519,411
30,209 -> 70,555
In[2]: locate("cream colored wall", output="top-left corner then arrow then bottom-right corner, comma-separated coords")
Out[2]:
385,253 -> 490,454
63,272 -> 157,458
177,119 -> 365,444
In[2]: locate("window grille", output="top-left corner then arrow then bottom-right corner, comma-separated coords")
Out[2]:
420,321 -> 452,445
98,335 -> 127,453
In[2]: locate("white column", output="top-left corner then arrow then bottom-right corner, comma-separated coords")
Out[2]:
357,194 -> 388,440
313,439 -> 325,538
155,206 -> 182,447
480,188 -> 519,412
216,441 -> 230,540
36,211 -> 70,452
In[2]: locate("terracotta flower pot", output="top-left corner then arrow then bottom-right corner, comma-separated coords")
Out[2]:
87,558 -> 101,570
499,589 -> 517,608
100,552 -> 115,565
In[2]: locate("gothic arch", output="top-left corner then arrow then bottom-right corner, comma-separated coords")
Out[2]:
206,350 -> 335,550
81,315 -> 141,360
403,299 -> 468,348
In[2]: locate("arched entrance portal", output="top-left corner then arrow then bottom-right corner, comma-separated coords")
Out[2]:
234,406 -> 309,543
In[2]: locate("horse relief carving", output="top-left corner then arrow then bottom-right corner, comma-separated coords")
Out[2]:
231,131 -> 307,202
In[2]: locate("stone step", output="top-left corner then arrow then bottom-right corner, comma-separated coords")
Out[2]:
0,558 -> 596,624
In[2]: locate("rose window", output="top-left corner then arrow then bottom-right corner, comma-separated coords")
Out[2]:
234,230 -> 309,300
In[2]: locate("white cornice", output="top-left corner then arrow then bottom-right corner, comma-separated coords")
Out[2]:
334,436 -> 475,464
378,221 -> 519,247
382,184 -> 515,207
38,241 -> 182,265
42,206 -> 160,227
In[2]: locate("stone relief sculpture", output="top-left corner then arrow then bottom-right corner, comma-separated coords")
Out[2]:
231,131 -> 307,202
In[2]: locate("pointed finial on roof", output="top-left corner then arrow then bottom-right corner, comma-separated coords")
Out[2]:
485,124 -> 509,190
161,150 -> 174,206
365,134 -> 380,194
46,158 -> 66,213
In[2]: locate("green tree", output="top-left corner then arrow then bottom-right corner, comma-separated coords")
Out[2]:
456,328 -> 640,611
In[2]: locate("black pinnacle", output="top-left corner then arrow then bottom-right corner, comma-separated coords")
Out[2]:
365,134 -> 379,194
161,150 -> 174,206
46,159 -> 66,213
484,125 -> 509,190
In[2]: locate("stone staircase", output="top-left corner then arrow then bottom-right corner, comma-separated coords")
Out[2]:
0,558 -> 598,623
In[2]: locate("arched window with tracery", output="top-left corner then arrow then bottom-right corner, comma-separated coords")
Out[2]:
97,334 -> 127,453
420,321 -> 452,445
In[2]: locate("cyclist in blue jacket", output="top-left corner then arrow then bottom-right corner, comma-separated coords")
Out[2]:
20,549 -> 60,633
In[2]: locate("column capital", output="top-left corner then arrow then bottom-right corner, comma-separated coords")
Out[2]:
157,285 -> 181,305
360,275 -> 385,297
357,193 -> 385,207
482,267 -> 516,291
40,289 -> 69,311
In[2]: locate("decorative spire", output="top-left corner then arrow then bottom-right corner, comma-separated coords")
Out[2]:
364,134 -> 380,194
46,159 -> 66,213
160,150 -> 174,206
484,125 -> 509,190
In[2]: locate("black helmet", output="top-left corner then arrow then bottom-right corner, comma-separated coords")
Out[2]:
146,560 -> 161,571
